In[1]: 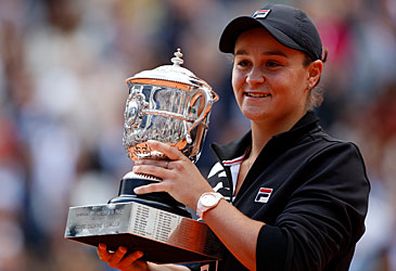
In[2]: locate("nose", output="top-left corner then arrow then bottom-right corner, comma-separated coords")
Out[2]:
246,67 -> 264,85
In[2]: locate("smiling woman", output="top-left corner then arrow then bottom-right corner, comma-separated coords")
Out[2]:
231,28 -> 323,131
97,3 -> 370,271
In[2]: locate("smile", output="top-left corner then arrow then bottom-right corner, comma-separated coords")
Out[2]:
245,93 -> 271,98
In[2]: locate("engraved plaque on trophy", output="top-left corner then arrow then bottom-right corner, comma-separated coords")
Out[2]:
65,49 -> 221,264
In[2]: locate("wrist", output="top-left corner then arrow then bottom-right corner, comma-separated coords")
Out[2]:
196,191 -> 224,219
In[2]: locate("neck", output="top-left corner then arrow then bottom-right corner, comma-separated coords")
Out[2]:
249,111 -> 306,159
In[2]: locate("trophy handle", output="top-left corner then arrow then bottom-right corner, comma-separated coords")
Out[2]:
185,88 -> 219,144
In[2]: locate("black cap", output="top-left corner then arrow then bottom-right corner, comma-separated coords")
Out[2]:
219,3 -> 323,61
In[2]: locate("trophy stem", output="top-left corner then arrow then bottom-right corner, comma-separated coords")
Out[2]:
108,172 -> 192,217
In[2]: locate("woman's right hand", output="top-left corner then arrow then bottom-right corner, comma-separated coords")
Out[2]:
97,243 -> 149,271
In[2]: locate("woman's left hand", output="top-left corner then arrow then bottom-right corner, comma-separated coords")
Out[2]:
132,140 -> 213,209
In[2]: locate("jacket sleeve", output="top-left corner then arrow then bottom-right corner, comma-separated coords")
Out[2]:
256,142 -> 370,271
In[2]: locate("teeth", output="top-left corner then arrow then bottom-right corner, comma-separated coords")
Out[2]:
246,93 -> 271,98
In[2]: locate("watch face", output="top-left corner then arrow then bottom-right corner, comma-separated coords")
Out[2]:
202,194 -> 218,207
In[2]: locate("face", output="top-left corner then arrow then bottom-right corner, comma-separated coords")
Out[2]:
232,28 -> 322,126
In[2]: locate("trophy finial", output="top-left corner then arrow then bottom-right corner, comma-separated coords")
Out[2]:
171,48 -> 184,66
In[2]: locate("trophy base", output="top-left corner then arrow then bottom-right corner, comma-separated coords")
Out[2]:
108,172 -> 191,217
64,202 -> 221,264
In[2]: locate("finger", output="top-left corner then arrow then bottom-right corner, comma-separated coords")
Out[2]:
108,246 -> 128,267
118,251 -> 145,268
134,159 -> 170,168
134,182 -> 168,194
97,243 -> 112,262
146,140 -> 185,161
133,164 -> 170,177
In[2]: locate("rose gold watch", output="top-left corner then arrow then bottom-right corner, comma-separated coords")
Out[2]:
196,192 -> 224,219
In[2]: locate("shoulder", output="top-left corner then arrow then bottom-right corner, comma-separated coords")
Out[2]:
286,130 -> 370,196
308,132 -> 367,167
296,136 -> 370,207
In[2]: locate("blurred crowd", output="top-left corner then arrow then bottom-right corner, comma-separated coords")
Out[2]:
0,0 -> 395,270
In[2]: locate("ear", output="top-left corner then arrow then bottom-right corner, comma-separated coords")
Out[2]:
306,60 -> 323,89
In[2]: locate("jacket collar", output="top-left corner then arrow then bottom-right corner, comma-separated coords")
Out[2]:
211,111 -> 321,162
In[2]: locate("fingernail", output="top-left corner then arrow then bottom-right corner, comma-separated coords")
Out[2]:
119,246 -> 127,253
134,187 -> 142,194
98,243 -> 105,249
136,251 -> 144,258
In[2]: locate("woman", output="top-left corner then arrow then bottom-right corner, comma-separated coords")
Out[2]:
98,3 -> 369,271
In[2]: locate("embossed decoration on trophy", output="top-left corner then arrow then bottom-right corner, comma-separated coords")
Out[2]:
64,49 -> 221,264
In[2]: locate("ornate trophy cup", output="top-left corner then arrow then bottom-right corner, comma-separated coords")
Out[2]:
110,48 -> 218,216
65,49 -> 221,264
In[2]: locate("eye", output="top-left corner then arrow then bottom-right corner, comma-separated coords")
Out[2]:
265,60 -> 282,68
235,59 -> 251,69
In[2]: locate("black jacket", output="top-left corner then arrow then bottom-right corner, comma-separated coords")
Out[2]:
207,111 -> 370,271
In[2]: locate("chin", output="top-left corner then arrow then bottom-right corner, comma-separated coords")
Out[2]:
242,111 -> 270,121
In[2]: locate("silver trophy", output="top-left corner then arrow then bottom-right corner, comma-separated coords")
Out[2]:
110,48 -> 219,216
65,49 -> 221,264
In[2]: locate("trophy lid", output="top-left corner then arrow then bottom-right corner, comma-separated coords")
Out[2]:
126,49 -> 211,91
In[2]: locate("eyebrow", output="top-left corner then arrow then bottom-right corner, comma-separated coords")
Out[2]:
234,49 -> 288,58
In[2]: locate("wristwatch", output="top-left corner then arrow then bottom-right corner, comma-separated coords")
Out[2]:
196,192 -> 224,219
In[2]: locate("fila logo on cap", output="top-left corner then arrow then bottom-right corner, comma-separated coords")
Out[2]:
255,187 -> 273,203
253,9 -> 271,19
